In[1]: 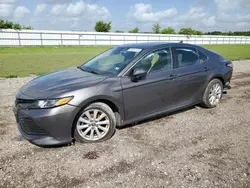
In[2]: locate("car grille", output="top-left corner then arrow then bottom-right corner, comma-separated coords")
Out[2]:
16,98 -> 35,104
15,98 -> 35,108
17,113 -> 47,136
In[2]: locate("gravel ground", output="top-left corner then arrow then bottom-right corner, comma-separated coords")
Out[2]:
0,61 -> 250,188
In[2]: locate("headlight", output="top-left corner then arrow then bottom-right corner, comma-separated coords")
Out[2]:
29,97 -> 73,109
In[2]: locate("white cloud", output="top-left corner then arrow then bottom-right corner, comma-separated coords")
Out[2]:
215,0 -> 250,11
51,4 -> 67,15
202,16 -> 216,27
34,4 -> 48,16
65,0 -> 85,16
0,0 -> 16,3
13,6 -> 30,19
0,0 -> 16,17
178,7 -> 206,22
127,2 -> 250,32
49,0 -> 110,18
44,0 -> 71,3
30,0 -> 110,30
86,4 -> 109,19
50,0 -> 109,19
129,3 -> 177,23
2,0 -> 250,32
0,3 -> 14,17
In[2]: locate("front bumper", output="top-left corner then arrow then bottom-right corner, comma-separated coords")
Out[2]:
14,104 -> 80,147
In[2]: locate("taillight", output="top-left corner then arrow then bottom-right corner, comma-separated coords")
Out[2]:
226,62 -> 233,68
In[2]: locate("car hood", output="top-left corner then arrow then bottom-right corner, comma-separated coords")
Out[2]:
18,67 -> 106,99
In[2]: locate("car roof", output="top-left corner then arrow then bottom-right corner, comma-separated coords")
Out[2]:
118,42 -> 202,50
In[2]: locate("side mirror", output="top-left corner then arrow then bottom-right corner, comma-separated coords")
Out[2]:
131,68 -> 147,82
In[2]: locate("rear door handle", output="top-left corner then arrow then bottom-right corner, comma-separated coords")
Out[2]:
204,67 -> 210,72
169,74 -> 178,80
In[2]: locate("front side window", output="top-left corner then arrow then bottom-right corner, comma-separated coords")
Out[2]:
174,47 -> 199,68
80,47 -> 142,76
132,48 -> 173,74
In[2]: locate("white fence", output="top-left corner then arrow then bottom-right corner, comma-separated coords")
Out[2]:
0,29 -> 250,46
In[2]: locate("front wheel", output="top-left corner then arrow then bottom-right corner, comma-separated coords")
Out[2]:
201,79 -> 223,108
74,102 -> 116,143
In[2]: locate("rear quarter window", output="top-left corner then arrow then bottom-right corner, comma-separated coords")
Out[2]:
198,50 -> 208,63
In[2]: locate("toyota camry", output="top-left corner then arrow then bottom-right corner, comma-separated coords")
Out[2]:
14,42 -> 233,146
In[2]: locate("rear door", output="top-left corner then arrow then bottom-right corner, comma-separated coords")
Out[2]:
172,46 -> 210,105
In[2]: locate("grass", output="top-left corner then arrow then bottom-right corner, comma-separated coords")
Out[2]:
0,44 -> 250,77
203,45 -> 250,61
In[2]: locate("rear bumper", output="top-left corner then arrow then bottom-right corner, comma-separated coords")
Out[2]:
222,68 -> 233,90
224,82 -> 231,90
14,104 -> 80,147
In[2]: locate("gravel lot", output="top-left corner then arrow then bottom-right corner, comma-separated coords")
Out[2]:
0,60 -> 250,188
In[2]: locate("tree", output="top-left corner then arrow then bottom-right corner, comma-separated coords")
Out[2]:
13,23 -> 22,30
178,28 -> 203,35
115,30 -> 124,33
0,19 -> 32,30
0,19 -> 5,28
195,30 -> 204,35
205,31 -> 223,35
4,20 -> 14,29
205,30 -> 250,36
178,28 -> 196,35
94,21 -> 111,32
152,23 -> 161,34
161,27 -> 176,34
129,27 -> 139,33
22,26 -> 32,30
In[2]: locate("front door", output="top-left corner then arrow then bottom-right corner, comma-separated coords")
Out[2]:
121,47 -> 179,122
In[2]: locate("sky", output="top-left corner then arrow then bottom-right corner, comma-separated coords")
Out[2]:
0,0 -> 250,32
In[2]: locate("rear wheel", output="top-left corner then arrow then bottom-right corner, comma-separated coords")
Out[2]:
74,102 -> 116,143
201,79 -> 223,108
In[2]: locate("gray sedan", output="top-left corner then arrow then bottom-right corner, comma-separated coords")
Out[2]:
14,42 -> 233,146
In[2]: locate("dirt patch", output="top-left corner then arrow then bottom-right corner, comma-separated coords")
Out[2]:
0,122 -> 7,127
126,127 -> 146,141
205,145 -> 230,156
0,129 -> 6,135
191,135 -> 206,145
97,161 -> 134,175
46,171 -> 86,188
190,151 -> 205,160
233,80 -> 250,89
83,151 -> 100,160
233,72 -> 250,80
12,135 -> 25,142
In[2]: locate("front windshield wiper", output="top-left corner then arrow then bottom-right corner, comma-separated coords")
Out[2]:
86,70 -> 99,75
77,66 -> 99,75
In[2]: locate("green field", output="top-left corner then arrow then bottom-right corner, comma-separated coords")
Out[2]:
0,44 -> 250,77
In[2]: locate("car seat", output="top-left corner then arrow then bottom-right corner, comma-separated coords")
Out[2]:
150,53 -> 171,72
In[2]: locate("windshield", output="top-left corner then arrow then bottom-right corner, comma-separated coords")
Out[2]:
80,47 -> 143,76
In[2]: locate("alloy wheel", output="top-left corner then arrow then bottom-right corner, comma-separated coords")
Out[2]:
208,83 -> 222,106
76,109 -> 110,141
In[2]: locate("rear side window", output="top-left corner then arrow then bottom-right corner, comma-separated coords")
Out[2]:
174,47 -> 199,68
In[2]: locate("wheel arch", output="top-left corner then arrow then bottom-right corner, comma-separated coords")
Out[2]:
209,75 -> 225,86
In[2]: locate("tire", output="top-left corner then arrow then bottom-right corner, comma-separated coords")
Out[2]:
201,79 -> 223,108
74,102 -> 116,143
